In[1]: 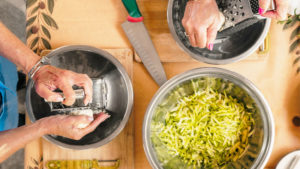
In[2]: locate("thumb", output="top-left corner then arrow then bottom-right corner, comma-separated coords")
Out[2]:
259,0 -> 271,14
35,83 -> 63,102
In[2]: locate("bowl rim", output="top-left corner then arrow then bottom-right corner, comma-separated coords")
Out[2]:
25,45 -> 134,150
142,67 -> 275,169
166,0 -> 271,65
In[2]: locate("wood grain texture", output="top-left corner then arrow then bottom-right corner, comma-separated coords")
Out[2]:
24,116 -> 43,169
24,48 -> 134,169
133,21 -> 298,169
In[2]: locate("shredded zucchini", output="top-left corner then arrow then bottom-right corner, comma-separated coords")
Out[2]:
151,79 -> 255,169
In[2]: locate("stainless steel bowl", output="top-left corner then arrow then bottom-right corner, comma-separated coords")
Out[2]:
167,0 -> 271,64
26,45 -> 134,149
143,67 -> 274,169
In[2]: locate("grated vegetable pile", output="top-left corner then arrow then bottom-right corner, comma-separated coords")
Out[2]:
152,85 -> 255,169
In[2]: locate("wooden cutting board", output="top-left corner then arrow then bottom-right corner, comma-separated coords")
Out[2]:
24,48 -> 134,169
135,0 -> 270,63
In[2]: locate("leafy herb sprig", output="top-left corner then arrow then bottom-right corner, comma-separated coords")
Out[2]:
277,9 -> 300,53
26,0 -> 58,55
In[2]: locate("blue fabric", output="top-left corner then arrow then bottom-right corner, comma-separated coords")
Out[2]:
0,56 -> 18,131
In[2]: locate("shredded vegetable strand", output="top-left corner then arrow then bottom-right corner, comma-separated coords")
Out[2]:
155,87 -> 254,168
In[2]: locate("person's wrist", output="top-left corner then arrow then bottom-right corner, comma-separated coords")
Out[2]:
27,56 -> 50,79
24,55 -> 40,74
36,117 -> 55,135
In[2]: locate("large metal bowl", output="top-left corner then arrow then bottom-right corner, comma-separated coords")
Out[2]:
167,0 -> 271,64
26,45 -> 133,149
143,67 -> 274,169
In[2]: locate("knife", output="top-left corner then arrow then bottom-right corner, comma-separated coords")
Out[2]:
121,0 -> 167,86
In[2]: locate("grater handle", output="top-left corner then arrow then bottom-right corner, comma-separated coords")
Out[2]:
44,89 -> 85,102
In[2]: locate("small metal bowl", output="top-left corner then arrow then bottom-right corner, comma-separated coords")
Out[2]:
167,0 -> 271,64
143,67 -> 274,169
26,45 -> 133,149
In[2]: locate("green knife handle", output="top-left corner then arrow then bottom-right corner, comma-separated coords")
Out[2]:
121,0 -> 143,22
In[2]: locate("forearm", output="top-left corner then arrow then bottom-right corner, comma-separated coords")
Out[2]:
0,119 -> 49,163
0,22 -> 40,74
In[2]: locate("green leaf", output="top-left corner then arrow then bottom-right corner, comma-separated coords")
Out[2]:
40,156 -> 43,162
42,13 -> 58,29
283,16 -> 297,30
48,0 -> 55,14
290,39 -> 300,53
30,37 -> 39,49
42,38 -> 51,49
41,26 -> 51,39
293,56 -> 300,65
26,0 -> 37,8
290,26 -> 300,41
277,20 -> 286,24
33,159 -> 39,165
33,48 -> 38,53
31,5 -> 39,15
297,67 -> 300,74
26,29 -> 33,39
26,16 -> 37,27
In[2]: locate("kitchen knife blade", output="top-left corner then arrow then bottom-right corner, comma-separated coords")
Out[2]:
121,0 -> 167,86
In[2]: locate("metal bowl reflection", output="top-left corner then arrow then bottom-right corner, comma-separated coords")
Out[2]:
167,0 -> 271,64
26,45 -> 133,149
143,67 -> 274,169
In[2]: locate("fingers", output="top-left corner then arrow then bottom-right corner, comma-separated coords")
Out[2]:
35,83 -> 63,102
47,113 -> 110,140
205,13 -> 224,50
81,113 -> 110,134
259,0 -> 271,14
74,74 -> 93,105
206,26 -> 218,50
183,24 -> 206,48
73,115 -> 93,129
262,7 -> 288,20
182,21 -> 197,47
261,10 -> 279,18
57,79 -> 76,106
260,0 -> 288,20
195,28 -> 207,48
189,34 -> 197,47
182,1 -> 224,50
182,19 -> 206,48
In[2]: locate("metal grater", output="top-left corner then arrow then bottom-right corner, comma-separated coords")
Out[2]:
217,0 -> 261,31
45,78 -> 107,114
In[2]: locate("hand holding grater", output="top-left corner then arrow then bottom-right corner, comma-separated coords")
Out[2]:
216,0 -> 273,35
45,78 -> 107,114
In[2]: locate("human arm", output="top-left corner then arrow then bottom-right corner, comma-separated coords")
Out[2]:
0,22 -> 92,105
0,113 -> 109,163
181,0 -> 224,50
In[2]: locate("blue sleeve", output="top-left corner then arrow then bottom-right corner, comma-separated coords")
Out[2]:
0,56 -> 19,131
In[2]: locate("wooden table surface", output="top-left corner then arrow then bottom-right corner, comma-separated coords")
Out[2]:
24,0 -> 300,169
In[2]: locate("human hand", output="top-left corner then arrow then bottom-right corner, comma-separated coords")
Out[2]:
259,0 -> 288,20
41,112 -> 110,140
33,65 -> 93,106
182,0 -> 225,50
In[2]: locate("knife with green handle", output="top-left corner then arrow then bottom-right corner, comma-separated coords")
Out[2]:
121,0 -> 167,86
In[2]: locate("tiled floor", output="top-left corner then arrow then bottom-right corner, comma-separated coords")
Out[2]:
0,0 -> 26,168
